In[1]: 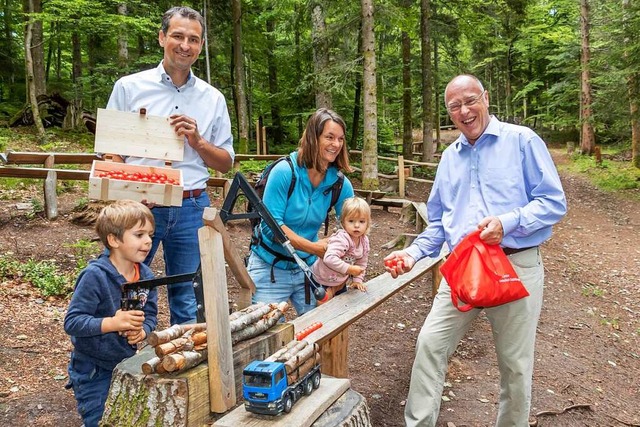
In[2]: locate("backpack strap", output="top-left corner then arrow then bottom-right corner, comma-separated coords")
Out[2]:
322,171 -> 345,236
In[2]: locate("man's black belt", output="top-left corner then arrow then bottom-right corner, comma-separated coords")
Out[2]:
503,246 -> 537,256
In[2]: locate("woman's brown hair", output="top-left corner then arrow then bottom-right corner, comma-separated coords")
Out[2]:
297,108 -> 352,173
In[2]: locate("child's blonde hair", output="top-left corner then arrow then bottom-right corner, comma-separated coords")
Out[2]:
95,200 -> 155,249
340,197 -> 371,234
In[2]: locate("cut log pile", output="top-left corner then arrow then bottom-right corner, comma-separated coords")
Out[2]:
142,301 -> 289,375
266,339 -> 321,384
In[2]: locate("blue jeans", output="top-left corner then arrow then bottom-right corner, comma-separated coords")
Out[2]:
67,353 -> 112,427
146,192 -> 210,325
247,252 -> 316,316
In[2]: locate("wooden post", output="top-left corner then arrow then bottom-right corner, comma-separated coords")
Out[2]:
202,208 -> 255,309
261,126 -> 267,155
255,119 -> 261,155
319,329 -> 349,378
43,155 -> 58,220
398,155 -> 405,199
198,209 -> 236,413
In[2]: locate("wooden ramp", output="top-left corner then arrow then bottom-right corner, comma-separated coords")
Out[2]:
214,378 -> 350,427
412,201 -> 428,232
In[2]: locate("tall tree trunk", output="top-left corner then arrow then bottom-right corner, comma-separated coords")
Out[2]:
623,0 -> 640,169
232,0 -> 249,154
401,31 -> 412,158
23,0 -> 45,98
266,14 -> 283,146
24,0 -> 45,140
117,3 -> 128,68
3,0 -> 15,100
361,0 -> 378,191
579,0 -> 595,155
350,22 -> 363,151
294,3 -> 304,137
421,0 -> 434,162
311,1 -> 332,108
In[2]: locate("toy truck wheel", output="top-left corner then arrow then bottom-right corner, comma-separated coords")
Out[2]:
303,379 -> 313,395
283,394 -> 293,413
312,372 -> 321,389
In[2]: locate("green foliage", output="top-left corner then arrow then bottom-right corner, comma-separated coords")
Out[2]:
565,153 -> 640,193
581,283 -> 605,298
0,254 -> 73,297
64,239 -> 100,271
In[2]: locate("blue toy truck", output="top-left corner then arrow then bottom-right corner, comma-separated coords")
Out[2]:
242,359 -> 321,415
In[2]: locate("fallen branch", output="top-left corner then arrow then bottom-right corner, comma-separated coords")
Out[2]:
529,403 -> 593,426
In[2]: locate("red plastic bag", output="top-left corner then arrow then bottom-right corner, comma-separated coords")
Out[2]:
439,230 -> 529,312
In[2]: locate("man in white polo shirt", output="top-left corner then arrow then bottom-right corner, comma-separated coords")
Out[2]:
106,6 -> 234,325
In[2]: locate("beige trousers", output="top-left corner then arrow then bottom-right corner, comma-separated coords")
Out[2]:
404,247 -> 543,427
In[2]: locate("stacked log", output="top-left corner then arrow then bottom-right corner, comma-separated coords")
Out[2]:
265,339 -> 321,384
142,302 -> 288,375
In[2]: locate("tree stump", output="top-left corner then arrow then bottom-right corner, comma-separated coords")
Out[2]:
312,388 -> 371,427
101,323 -> 293,427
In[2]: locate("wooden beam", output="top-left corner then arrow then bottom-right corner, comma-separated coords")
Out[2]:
198,211 -> 236,413
202,208 -> 255,309
4,151 -> 98,164
0,166 -> 90,180
290,249 -> 448,347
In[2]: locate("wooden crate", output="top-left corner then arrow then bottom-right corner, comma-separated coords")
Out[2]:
89,108 -> 185,206
89,160 -> 183,206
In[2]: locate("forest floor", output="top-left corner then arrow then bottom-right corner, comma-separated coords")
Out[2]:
0,137 -> 639,426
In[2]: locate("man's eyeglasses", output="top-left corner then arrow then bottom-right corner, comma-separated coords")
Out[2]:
446,90 -> 486,113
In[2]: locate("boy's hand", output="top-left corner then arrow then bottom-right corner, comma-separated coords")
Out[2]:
347,265 -> 364,276
102,309 -> 145,334
124,328 -> 147,345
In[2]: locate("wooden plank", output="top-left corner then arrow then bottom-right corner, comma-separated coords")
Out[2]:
198,214 -> 236,413
213,378 -> 351,427
203,208 -> 255,310
412,201 -> 428,233
94,108 -> 184,161
290,249 -> 448,346
4,151 -> 98,165
234,154 -> 283,162
370,198 -> 410,209
0,166 -> 90,180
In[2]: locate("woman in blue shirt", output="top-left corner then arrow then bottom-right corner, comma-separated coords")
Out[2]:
247,108 -> 355,315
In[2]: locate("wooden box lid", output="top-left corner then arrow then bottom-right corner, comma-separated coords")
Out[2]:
94,108 -> 184,162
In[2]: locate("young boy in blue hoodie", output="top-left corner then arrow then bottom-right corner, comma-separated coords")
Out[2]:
64,199 -> 158,427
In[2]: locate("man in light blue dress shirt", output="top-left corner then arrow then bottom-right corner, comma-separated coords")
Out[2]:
385,74 -> 567,426
106,6 -> 235,325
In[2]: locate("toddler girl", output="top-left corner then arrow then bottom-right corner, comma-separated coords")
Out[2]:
312,196 -> 371,303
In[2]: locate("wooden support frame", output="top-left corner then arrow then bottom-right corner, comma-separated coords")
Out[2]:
290,250 -> 448,378
202,208 -> 255,309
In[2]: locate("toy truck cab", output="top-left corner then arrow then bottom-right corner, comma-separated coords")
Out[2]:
242,360 -> 289,415
242,359 -> 321,416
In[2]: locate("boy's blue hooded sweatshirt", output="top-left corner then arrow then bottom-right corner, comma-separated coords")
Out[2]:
64,254 -> 157,371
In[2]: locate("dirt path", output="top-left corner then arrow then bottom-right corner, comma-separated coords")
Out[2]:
1,149 -> 639,426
